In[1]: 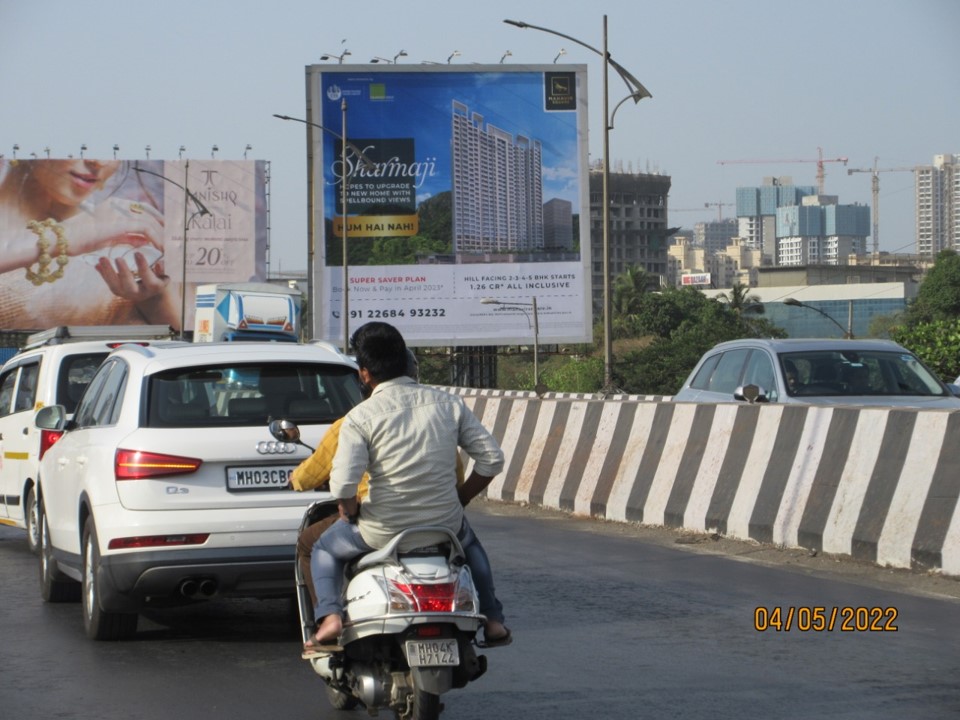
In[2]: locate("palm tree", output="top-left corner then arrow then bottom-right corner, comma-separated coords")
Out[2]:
612,265 -> 654,316
716,281 -> 762,316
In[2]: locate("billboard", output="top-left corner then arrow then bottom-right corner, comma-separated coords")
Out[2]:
0,158 -> 268,332
306,64 -> 591,347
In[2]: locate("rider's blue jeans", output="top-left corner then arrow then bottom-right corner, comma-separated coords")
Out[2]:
310,516 -> 505,625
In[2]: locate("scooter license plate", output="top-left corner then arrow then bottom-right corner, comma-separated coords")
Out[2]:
405,639 -> 460,667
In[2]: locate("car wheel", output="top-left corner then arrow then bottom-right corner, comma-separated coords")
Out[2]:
82,517 -> 138,641
39,498 -> 81,603
25,486 -> 40,555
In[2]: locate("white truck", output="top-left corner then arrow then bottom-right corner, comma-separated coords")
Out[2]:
193,283 -> 302,343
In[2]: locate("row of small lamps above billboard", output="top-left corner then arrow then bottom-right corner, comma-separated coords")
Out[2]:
5,144 -> 253,160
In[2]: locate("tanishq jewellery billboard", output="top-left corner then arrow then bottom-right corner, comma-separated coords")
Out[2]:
0,158 -> 268,332
306,64 -> 591,347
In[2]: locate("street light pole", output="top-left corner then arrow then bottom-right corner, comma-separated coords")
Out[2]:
504,16 -> 651,394
274,112 -> 378,354
340,97 -> 349,355
480,297 -> 540,390
783,297 -> 854,338
132,162 -> 211,339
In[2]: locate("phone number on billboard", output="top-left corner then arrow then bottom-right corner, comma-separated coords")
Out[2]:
350,308 -> 447,319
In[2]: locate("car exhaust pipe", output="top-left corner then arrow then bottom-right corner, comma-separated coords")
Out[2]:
179,579 -> 199,598
198,579 -> 218,597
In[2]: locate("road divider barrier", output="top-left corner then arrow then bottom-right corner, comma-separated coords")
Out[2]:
452,391 -> 960,578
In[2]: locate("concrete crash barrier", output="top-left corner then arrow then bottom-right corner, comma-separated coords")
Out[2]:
454,393 -> 960,578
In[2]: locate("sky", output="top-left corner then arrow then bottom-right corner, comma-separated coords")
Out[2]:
2,0 -> 958,274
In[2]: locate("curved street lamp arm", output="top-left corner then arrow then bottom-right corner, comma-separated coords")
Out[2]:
273,113 -> 377,171
132,163 -> 211,217
503,19 -> 651,101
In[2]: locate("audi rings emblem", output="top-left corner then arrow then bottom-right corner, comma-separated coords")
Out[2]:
257,441 -> 298,455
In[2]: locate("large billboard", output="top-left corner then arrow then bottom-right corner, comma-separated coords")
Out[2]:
306,64 -> 591,347
0,158 -> 268,332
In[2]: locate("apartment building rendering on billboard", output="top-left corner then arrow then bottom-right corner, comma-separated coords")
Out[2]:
451,100 -> 544,255
916,153 -> 960,257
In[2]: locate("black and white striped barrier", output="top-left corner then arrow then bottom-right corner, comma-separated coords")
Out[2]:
454,393 -> 960,578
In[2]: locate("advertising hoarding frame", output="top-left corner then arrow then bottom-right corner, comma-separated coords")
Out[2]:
305,63 -> 592,348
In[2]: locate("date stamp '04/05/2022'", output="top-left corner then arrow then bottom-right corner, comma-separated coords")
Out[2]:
754,606 -> 898,632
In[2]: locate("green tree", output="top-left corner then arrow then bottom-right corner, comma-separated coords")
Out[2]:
904,249 -> 960,326
715,282 -> 761,315
891,318 -> 960,382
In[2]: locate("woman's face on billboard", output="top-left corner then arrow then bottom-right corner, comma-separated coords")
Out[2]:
29,159 -> 121,207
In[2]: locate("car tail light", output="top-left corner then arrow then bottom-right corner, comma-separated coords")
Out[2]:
108,534 -> 209,550
115,449 -> 202,480
38,429 -> 64,460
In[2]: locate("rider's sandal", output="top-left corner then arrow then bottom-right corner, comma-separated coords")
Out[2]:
476,627 -> 512,648
302,636 -> 344,657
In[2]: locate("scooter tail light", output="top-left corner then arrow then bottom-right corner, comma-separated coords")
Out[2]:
390,580 -> 456,613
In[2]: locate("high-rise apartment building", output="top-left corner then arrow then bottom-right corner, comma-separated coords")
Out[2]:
589,170 -> 671,316
916,154 -> 960,257
736,177 -> 817,263
451,100 -> 543,254
776,195 -> 870,266
695,218 -> 739,254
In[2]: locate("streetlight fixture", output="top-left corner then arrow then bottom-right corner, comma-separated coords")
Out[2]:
393,50 -> 408,63
505,16 -> 651,394
12,144 -> 19,158
179,145 -> 186,159
132,162 -> 212,339
80,144 -> 87,158
480,297 -> 541,391
211,144 -> 219,159
273,112 -> 377,354
783,297 -> 853,338
145,145 -> 151,159
113,144 -> 119,159
447,50 -> 461,63
370,56 -> 392,64
44,146 -> 51,158
553,48 -> 567,63
244,144 -> 252,159
320,50 -> 351,63
500,50 -> 512,63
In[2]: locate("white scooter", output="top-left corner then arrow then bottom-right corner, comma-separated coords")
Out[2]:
269,419 -> 488,720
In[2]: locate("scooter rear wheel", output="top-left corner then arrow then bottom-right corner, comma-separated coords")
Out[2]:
325,684 -> 359,710
395,689 -> 440,720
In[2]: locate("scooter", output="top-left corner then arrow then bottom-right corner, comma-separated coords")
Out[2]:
269,419 -> 488,720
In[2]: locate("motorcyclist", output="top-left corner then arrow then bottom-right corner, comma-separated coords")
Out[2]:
299,328 -> 510,652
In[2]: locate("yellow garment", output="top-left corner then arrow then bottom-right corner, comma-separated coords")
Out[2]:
290,417 -> 465,498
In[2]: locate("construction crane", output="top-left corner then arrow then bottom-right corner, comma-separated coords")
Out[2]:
704,201 -> 734,221
847,157 -> 916,255
717,147 -> 849,195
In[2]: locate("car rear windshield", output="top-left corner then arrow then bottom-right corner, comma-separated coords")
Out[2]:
780,350 -> 947,398
146,362 -> 363,427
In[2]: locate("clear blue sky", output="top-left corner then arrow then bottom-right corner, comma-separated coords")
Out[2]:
2,0 -> 957,273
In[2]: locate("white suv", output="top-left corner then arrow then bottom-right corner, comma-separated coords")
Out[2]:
0,326 -> 175,554
36,341 -> 361,640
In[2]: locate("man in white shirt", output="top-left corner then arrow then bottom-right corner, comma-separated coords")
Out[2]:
307,322 -> 509,651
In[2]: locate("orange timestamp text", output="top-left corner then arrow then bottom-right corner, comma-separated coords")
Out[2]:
754,606 -> 898,632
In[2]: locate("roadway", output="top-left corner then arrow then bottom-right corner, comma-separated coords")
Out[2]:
1,499 -> 958,719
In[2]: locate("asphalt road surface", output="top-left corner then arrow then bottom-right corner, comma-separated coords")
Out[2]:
2,498 -> 958,719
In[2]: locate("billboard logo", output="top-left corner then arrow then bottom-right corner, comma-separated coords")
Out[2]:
370,83 -> 386,100
326,84 -> 343,101
545,72 -> 576,111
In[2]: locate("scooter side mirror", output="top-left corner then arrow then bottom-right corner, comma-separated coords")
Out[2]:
269,418 -> 300,443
